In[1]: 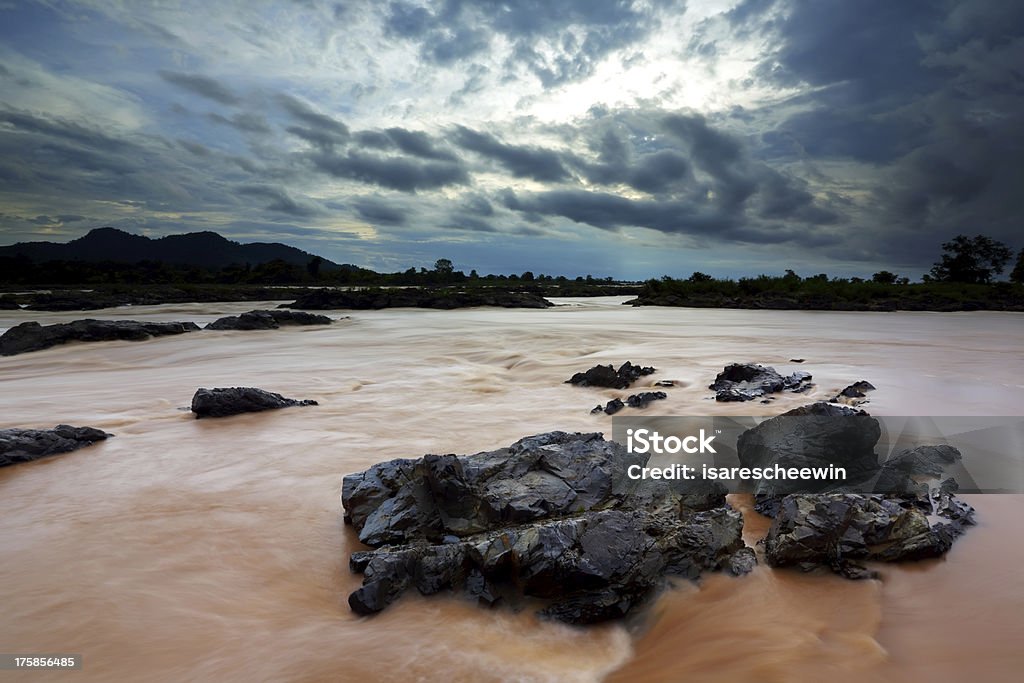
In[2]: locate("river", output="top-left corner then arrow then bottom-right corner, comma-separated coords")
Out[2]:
1,297 -> 1022,682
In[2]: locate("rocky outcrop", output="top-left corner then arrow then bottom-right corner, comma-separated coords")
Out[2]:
206,309 -> 333,330
742,403 -> 976,577
190,387 -> 318,418
0,296 -> 20,310
566,362 -> 656,389
709,363 -> 812,401
764,490 -> 974,579
0,319 -> 200,356
0,425 -> 113,467
283,288 -> 553,310
341,431 -> 753,624
590,391 -> 667,415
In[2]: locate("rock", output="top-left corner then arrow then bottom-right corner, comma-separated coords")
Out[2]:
566,361 -> 657,389
0,319 -> 201,356
0,296 -> 20,310
736,402 -> 881,495
341,431 -> 750,624
282,288 -> 553,310
591,398 -> 625,415
831,380 -> 877,405
206,309 -> 333,330
709,363 -> 812,402
190,387 -> 318,418
653,380 -> 676,387
625,391 -> 668,408
764,492 -> 974,577
789,358 -> 805,363
0,425 -> 113,467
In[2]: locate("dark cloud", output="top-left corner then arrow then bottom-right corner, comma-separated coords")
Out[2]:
179,139 -> 212,156
237,185 -> 321,217
277,94 -> 349,139
353,196 -> 407,225
158,70 -> 241,105
207,112 -> 271,134
452,125 -> 570,181
309,150 -> 469,192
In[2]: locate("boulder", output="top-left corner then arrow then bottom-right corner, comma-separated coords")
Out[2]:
737,402 -> 882,495
190,387 -> 318,418
0,319 -> 200,356
0,425 -> 113,467
0,296 -> 20,310
625,391 -> 668,408
566,361 -> 656,389
764,492 -> 974,579
709,363 -> 812,401
341,431 -> 751,624
206,309 -> 333,330
831,380 -> 877,405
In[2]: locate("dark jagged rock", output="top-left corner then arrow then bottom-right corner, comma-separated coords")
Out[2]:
764,492 -> 974,578
789,358 -> 805,363
566,361 -> 656,389
831,380 -> 877,405
626,391 -> 668,408
0,319 -> 200,356
341,431 -> 751,624
282,288 -> 552,310
206,309 -> 333,330
591,398 -> 625,415
0,296 -> 20,310
0,425 -> 113,467
190,387 -> 318,418
709,363 -> 812,402
738,402 -> 881,495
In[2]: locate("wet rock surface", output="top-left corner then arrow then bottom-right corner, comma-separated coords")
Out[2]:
190,387 -> 318,418
283,288 -> 552,310
566,361 -> 656,389
709,363 -> 812,401
743,403 -> 976,578
341,431 -> 753,624
0,319 -> 200,356
590,392 -> 667,415
206,309 -> 333,330
0,425 -> 113,467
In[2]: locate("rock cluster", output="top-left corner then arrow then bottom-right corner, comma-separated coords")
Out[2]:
0,425 -> 113,467
342,431 -> 754,624
709,363 -> 812,402
0,319 -> 200,356
566,361 -> 656,389
190,387 -> 318,418
283,288 -> 553,310
591,391 -> 668,415
206,309 -> 333,330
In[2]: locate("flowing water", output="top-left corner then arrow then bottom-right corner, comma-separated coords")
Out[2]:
0,297 -> 1022,682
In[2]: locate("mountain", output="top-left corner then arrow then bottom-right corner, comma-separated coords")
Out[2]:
0,227 -> 342,270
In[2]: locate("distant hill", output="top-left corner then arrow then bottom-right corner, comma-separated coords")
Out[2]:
0,227 -> 343,270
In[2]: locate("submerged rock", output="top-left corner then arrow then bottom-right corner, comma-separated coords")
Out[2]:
190,387 -> 318,418
566,361 -> 657,389
0,319 -> 200,356
283,288 -> 553,310
626,391 -> 668,408
591,398 -> 625,415
0,424 -> 112,467
341,431 -> 752,624
206,309 -> 333,330
709,363 -> 812,402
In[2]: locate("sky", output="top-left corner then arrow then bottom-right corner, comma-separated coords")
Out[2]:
0,0 -> 1021,279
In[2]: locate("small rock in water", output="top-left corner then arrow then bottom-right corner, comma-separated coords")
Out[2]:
653,380 -> 676,387
0,425 -> 113,467
709,363 -> 813,402
0,319 -> 200,356
190,387 -> 318,418
831,380 -> 877,405
625,391 -> 668,408
789,358 -> 805,363
566,361 -> 656,389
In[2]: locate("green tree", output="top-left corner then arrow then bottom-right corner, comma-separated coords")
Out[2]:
433,258 -> 454,275
1011,249 -> 1024,284
688,271 -> 713,282
306,256 -> 323,280
872,270 -> 898,284
929,234 -> 1012,283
